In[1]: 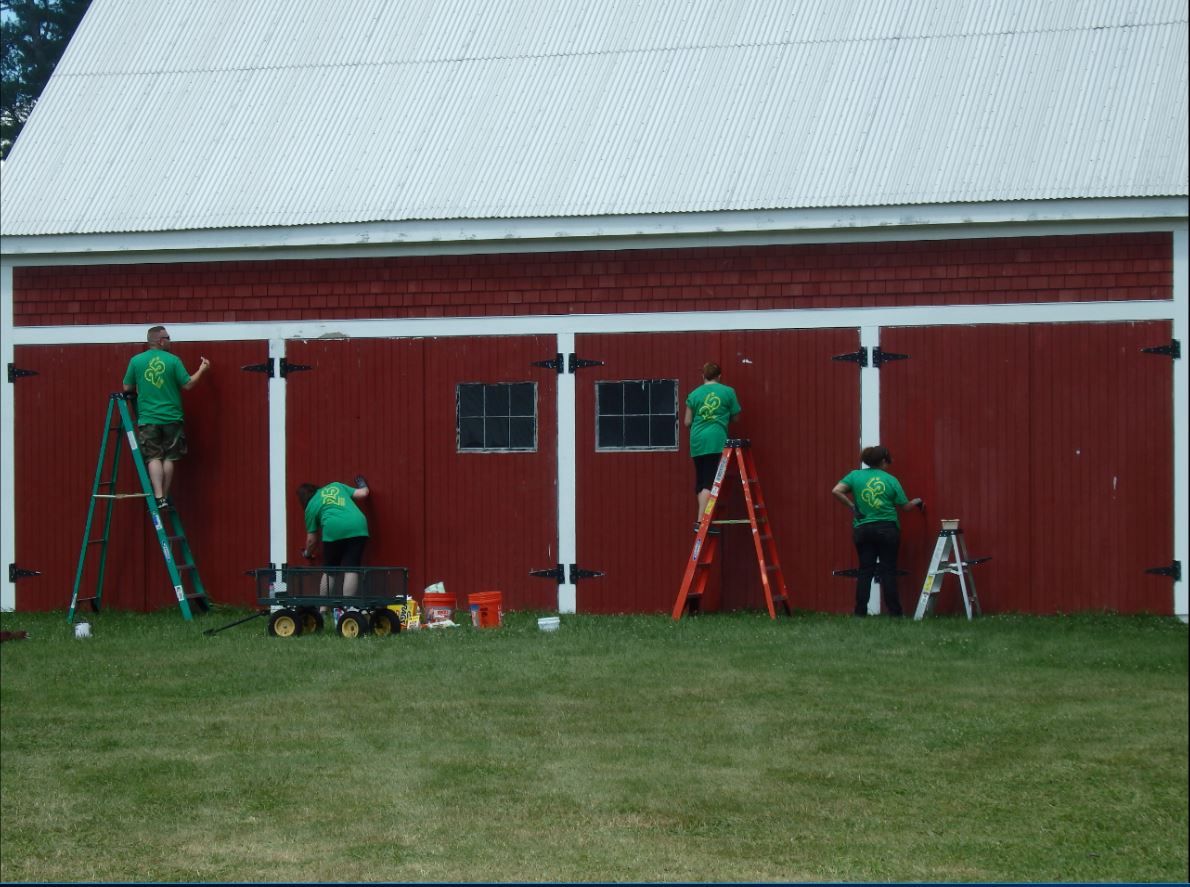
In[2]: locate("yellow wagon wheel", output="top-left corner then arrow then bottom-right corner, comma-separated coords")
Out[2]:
267,608 -> 302,638
369,608 -> 401,637
336,610 -> 370,638
298,607 -> 325,634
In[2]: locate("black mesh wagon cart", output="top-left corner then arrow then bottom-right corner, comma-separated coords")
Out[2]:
206,565 -> 411,638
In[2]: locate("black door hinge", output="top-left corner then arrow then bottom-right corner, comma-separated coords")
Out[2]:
569,564 -> 604,583
568,355 -> 604,373
9,564 -> 40,582
280,359 -> 312,377
832,349 -> 868,367
532,354 -> 605,374
871,347 -> 909,368
7,364 -> 38,383
241,359 -> 313,378
1145,561 -> 1182,581
242,359 -> 275,375
1141,339 -> 1181,360
530,563 -> 566,583
531,353 -> 564,373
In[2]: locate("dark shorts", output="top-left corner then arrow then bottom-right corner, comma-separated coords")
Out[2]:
323,536 -> 367,568
136,423 -> 187,462
693,453 -> 721,493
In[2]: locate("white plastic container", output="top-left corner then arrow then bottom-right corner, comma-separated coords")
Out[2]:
74,622 -> 91,638
537,616 -> 560,632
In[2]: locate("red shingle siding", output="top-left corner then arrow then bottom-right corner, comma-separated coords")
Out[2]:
13,232 -> 1173,326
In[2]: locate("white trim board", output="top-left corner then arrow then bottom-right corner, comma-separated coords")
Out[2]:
0,201 -> 1183,264
3,299 -> 1179,348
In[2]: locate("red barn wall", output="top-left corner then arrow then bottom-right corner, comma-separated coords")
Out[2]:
12,233 -> 1172,327
8,231 -> 1178,615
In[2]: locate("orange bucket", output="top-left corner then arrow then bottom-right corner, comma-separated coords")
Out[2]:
422,591 -> 455,624
469,591 -> 503,628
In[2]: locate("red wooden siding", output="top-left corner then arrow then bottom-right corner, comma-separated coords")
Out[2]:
574,329 -> 860,614
12,232 -> 1172,327
881,322 -> 1174,615
13,341 -> 269,612
285,336 -> 558,611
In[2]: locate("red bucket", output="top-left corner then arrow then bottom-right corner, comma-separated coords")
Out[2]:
468,591 -> 503,629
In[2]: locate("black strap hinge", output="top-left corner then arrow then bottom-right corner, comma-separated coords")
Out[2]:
9,564 -> 40,582
832,349 -> 868,367
569,564 -> 604,583
871,347 -> 909,368
1145,561 -> 1182,581
568,355 -> 604,373
7,364 -> 38,383
280,359 -> 312,377
242,359 -> 275,375
530,564 -> 566,583
1141,339 -> 1181,360
531,353 -> 564,374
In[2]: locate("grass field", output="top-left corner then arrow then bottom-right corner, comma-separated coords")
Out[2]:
1,607 -> 1186,883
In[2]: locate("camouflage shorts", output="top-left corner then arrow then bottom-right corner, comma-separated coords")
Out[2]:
136,423 -> 188,461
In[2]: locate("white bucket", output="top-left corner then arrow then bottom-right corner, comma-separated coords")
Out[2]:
537,616 -> 560,632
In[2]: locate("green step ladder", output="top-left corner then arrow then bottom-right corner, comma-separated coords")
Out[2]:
68,393 -> 210,622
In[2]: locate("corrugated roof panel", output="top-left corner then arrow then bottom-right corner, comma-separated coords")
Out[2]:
2,0 -> 1186,235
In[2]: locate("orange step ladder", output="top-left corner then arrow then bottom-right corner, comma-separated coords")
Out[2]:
672,439 -> 792,620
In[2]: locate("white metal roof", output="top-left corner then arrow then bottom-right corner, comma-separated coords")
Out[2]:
1,0 -> 1186,236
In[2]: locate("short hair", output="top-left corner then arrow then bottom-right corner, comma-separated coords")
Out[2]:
296,484 -> 319,508
861,446 -> 891,468
702,362 -> 722,380
147,325 -> 167,344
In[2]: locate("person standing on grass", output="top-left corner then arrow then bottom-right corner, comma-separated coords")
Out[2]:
121,325 -> 210,510
684,362 -> 741,528
832,446 -> 924,617
297,476 -> 370,599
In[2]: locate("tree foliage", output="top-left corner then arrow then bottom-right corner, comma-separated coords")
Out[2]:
1,0 -> 92,158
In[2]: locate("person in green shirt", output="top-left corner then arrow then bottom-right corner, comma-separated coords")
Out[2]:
297,477 -> 371,598
684,362 -> 742,526
831,446 -> 924,617
121,325 -> 210,509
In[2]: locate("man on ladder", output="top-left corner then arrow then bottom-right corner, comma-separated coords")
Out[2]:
684,362 -> 741,529
122,325 -> 210,509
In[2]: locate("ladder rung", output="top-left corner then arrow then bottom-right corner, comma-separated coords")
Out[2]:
87,538 -> 107,546
765,565 -> 780,572
165,535 -> 185,543
184,592 -> 208,600
177,564 -> 197,573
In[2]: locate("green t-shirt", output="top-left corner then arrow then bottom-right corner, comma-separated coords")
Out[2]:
123,349 -> 190,425
686,382 -> 741,457
305,482 -> 369,542
839,468 -> 908,528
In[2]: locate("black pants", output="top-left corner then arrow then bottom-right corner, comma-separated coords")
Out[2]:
853,521 -> 903,616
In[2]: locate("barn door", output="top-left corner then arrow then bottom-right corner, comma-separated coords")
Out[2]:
13,340 -> 269,612
880,321 -> 1174,614
574,329 -> 861,614
286,336 -> 557,610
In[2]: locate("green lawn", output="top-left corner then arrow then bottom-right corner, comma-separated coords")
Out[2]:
1,608 -> 1186,883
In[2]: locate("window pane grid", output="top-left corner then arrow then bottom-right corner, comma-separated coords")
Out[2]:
457,382 -> 537,452
595,379 -> 677,451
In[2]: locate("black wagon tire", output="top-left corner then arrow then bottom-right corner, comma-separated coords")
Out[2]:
336,610 -> 370,638
299,607 -> 325,634
267,608 -> 303,638
370,608 -> 401,637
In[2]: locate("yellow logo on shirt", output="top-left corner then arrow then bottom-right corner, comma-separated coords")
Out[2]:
860,478 -> 887,510
321,487 -> 346,508
143,355 -> 167,389
698,392 -> 722,421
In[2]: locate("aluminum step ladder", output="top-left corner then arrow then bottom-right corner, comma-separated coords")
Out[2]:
913,519 -> 988,620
